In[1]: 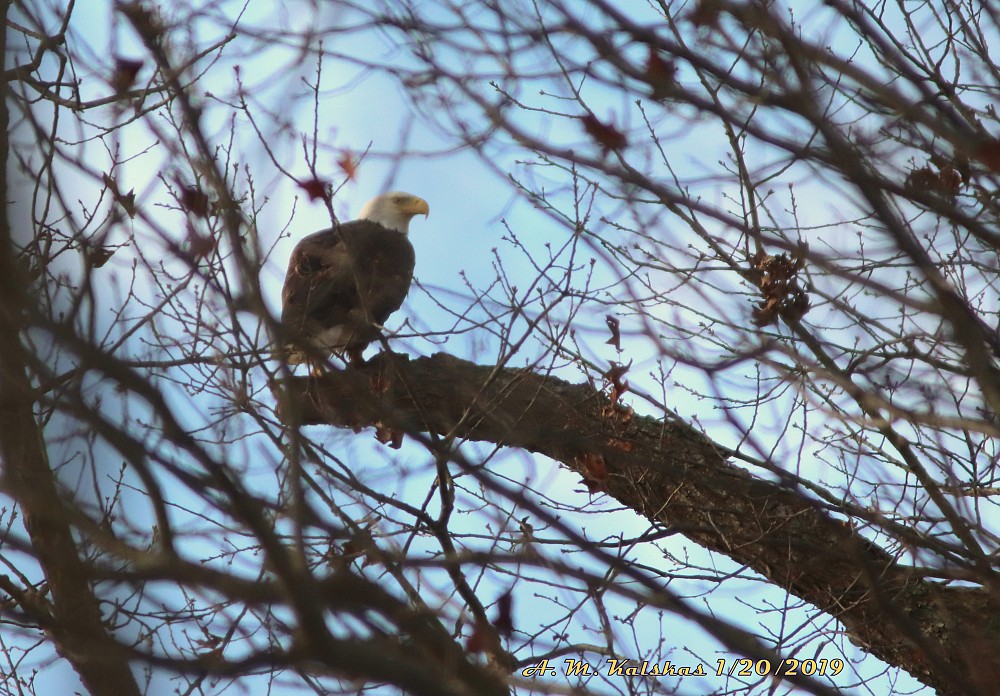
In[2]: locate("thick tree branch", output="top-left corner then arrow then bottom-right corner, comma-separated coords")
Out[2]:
279,352 -> 998,696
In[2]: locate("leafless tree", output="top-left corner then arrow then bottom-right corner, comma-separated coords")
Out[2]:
3,1 -> 999,695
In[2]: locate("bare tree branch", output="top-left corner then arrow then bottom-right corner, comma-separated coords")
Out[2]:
0,3 -> 140,694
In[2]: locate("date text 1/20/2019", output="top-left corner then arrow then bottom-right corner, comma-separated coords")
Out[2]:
521,658 -> 846,679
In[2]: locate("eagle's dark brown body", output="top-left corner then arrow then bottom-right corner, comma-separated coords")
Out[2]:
281,220 -> 416,364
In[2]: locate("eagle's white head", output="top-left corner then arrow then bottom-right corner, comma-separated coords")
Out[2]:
358,191 -> 430,235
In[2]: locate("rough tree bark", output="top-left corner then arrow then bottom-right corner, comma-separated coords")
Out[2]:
279,352 -> 999,696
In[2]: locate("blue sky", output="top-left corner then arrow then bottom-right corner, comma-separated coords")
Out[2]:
7,0 -> 974,694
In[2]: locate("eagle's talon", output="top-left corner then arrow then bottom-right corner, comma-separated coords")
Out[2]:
347,348 -> 366,367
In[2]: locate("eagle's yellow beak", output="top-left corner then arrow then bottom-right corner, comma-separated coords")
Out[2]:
405,196 -> 430,218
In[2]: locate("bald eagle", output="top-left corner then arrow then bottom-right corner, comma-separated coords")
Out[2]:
281,192 -> 429,366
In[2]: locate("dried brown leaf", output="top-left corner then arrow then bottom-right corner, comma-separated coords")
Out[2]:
181,186 -> 210,217
299,178 -> 329,202
110,57 -> 143,97
581,114 -> 627,152
645,50 -> 676,100
337,152 -> 358,181
85,245 -> 115,269
605,315 -> 621,351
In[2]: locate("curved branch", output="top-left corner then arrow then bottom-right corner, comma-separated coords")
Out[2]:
278,352 -> 998,696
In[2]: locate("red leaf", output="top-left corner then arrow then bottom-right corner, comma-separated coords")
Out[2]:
466,621 -> 491,654
585,453 -> 607,480
645,50 -> 676,100
337,153 -> 358,181
375,424 -> 404,449
110,58 -> 143,96
299,178 -> 330,202
689,0 -> 723,28
608,437 -> 633,453
581,114 -> 627,152
576,452 -> 608,493
603,360 -> 631,402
